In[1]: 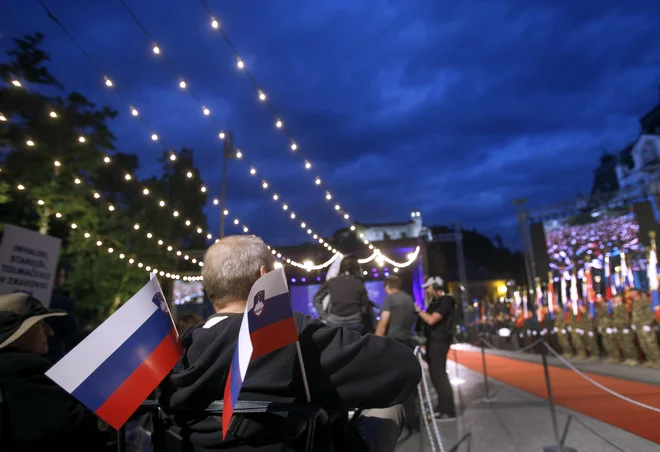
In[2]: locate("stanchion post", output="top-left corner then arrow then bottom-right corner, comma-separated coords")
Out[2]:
480,339 -> 490,402
540,343 -> 562,450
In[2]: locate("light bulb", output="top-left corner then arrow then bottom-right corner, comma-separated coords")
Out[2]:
202,107 -> 210,115
219,131 -> 225,140
282,204 -> 288,210
290,212 -> 296,219
104,156 -> 111,163
305,161 -> 311,169
146,233 -> 153,238
262,181 -> 268,189
131,107 -> 138,116
234,219 -> 239,225
159,200 -> 165,207
276,120 -> 283,128
291,143 -> 298,151
196,227 -> 202,233
179,80 -> 187,89
237,59 -> 245,69
26,140 -> 35,147
207,233 -> 212,239
223,209 -> 229,215
301,222 -> 306,228
104,77 -> 113,87
211,18 -> 219,28
71,223 -> 77,229
201,186 -> 207,193
151,133 -> 158,141
258,91 -> 266,101
186,171 -> 193,178
243,226 -> 248,233
350,225 -> 356,231
173,211 -> 179,217
335,205 -> 340,210
78,136 -> 86,143
37,199 -> 45,205
93,193 -> 100,199
108,205 -> 115,211
250,168 -> 256,175
213,198 -> 219,205
12,80 -> 22,87
185,220 -> 191,226
108,247 -> 114,253
96,241 -> 102,246
143,188 -> 150,195
158,240 -> 163,245
273,194 -> 279,200
344,214 -> 349,219
325,193 -> 332,200
124,174 -> 131,181
152,45 -> 160,54
235,151 -> 243,159
134,224 -> 140,230
50,111 -> 57,118
84,233 -> 91,238
315,178 -> 321,185
0,113 -> 6,121
54,160 -> 61,167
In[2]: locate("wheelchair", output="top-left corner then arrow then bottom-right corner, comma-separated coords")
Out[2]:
114,400 -> 332,452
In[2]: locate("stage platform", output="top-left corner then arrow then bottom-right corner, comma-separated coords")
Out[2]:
395,346 -> 660,452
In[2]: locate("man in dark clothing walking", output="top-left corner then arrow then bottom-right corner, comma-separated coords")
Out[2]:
159,236 -> 421,452
416,277 -> 457,419
375,275 -> 418,434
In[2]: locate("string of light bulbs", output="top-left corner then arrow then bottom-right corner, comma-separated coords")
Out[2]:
196,0 -> 378,248
36,0 -> 340,261
9,183 -> 183,279
31,1 -> 419,271
113,0 -> 342,258
0,103 -> 320,269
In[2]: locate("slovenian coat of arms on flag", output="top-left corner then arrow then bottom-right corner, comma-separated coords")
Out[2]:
46,274 -> 182,430
222,267 -> 304,439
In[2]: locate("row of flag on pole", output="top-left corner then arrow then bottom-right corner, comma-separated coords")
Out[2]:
45,268 -> 302,438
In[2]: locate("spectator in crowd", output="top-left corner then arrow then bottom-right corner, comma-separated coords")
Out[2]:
0,293 -> 106,451
159,235 -> 421,452
46,267 -> 82,363
416,277 -> 457,419
174,312 -> 202,334
375,275 -> 419,435
312,254 -> 372,334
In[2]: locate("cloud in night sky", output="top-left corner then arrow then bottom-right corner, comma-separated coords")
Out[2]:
2,0 -> 660,249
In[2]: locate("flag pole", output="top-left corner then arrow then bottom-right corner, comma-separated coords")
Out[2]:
295,341 -> 312,402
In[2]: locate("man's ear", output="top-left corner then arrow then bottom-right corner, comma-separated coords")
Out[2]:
260,265 -> 268,277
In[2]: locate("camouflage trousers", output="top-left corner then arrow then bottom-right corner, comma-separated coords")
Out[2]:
570,329 -> 586,358
555,327 -> 573,356
583,330 -> 601,360
599,329 -> 620,363
616,327 -> 639,363
634,324 -> 660,366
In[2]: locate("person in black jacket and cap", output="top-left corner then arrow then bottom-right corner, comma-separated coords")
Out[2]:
159,235 -> 421,452
0,292 -> 106,452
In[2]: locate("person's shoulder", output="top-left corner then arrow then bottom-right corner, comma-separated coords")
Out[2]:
0,350 -> 51,377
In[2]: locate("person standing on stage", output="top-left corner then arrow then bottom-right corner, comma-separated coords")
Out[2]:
375,275 -> 418,433
415,276 -> 457,419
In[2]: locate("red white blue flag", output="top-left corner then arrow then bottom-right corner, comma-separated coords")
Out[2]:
222,268 -> 299,438
46,275 -> 182,429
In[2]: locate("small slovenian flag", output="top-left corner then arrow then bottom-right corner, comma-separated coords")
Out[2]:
46,275 -> 182,430
222,268 -> 299,439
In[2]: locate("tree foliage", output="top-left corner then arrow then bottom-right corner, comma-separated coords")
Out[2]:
0,33 -> 209,329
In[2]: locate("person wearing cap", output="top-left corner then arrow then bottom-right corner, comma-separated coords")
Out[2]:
0,293 -> 105,451
415,277 -> 457,419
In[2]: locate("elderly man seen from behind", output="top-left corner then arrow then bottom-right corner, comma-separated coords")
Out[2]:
159,235 -> 421,452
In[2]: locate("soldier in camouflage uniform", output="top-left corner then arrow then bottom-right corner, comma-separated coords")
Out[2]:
553,306 -> 573,357
568,307 -> 586,359
595,302 -> 620,364
631,290 -> 660,368
578,302 -> 601,361
612,294 -> 639,366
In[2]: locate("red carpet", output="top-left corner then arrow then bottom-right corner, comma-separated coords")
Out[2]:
449,349 -> 660,444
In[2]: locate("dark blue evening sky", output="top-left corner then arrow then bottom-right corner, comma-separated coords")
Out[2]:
3,0 -> 660,248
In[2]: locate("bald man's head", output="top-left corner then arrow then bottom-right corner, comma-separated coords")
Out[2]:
202,235 -> 275,309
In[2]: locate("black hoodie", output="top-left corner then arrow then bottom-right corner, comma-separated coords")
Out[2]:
158,312 -> 421,448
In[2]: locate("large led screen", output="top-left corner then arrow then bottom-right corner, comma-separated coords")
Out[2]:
543,207 -> 642,270
172,280 -> 205,305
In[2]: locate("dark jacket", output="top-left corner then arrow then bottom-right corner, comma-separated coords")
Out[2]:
0,350 -> 104,452
312,274 -> 370,319
158,312 -> 421,449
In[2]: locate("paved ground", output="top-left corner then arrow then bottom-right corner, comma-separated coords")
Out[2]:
395,351 -> 660,452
